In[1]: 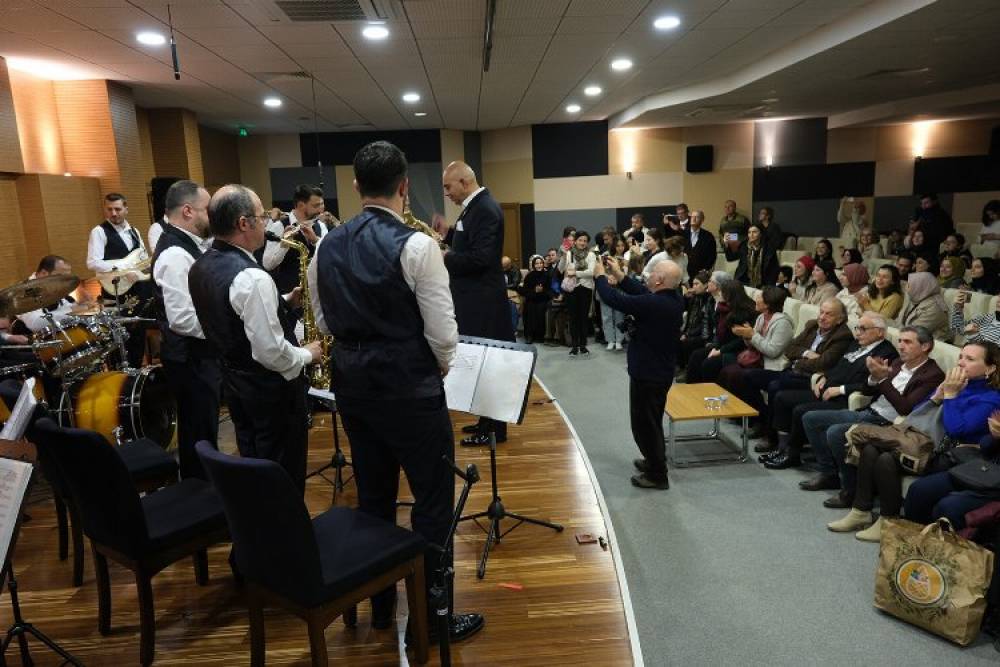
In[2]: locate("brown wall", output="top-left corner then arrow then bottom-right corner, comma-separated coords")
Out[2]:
107,82 -> 151,230
0,59 -> 25,174
198,126 -> 241,191
15,174 -> 102,278
0,178 -> 28,285
8,69 -> 64,175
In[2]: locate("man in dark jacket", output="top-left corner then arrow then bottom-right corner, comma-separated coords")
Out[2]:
593,255 -> 684,490
684,209 -> 716,283
762,312 -> 898,469
442,161 -> 515,445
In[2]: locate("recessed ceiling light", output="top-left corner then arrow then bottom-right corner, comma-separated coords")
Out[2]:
653,16 -> 681,30
402,92 -> 420,103
611,58 -> 632,71
414,112 -> 427,117
136,31 -> 166,46
362,24 -> 389,40
263,97 -> 282,108
584,85 -> 602,97
566,104 -> 581,113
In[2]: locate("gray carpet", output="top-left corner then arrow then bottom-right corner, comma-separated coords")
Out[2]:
532,343 -> 998,666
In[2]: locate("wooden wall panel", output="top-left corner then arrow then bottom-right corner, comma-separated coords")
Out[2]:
237,135 -> 272,205
107,83 -> 150,230
181,109 -> 204,184
147,108 -> 205,185
0,58 -> 26,173
53,80 -> 118,183
13,175 -> 48,274
135,107 -> 156,193
15,174 -> 101,276
8,69 -> 65,175
197,125 -> 240,190
0,179 -> 28,284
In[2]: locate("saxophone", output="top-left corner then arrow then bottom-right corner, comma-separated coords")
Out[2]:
265,229 -> 332,389
403,197 -> 447,249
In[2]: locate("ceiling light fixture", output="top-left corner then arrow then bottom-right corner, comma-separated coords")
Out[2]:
263,97 -> 282,108
136,31 -> 166,46
402,92 -> 420,103
362,24 -> 389,40
566,104 -> 581,113
653,16 -> 681,30
414,112 -> 427,117
611,58 -> 633,71
584,85 -> 602,96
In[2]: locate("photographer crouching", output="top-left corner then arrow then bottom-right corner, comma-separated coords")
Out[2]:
593,254 -> 684,489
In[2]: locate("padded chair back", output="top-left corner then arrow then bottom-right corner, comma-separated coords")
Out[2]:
30,417 -> 149,556
796,304 -> 819,336
929,340 -> 961,375
197,442 -> 324,596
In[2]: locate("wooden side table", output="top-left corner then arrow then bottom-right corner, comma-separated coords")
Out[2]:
664,382 -> 758,467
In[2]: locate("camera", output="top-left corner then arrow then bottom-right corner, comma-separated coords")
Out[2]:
617,314 -> 637,338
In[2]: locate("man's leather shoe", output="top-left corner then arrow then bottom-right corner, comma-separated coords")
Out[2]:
461,424 -> 481,434
630,473 -> 669,490
763,453 -> 801,469
407,612 -> 485,645
757,451 -> 780,464
633,458 -> 650,473
460,433 -> 507,446
754,441 -> 777,454
823,490 -> 853,509
799,474 -> 840,491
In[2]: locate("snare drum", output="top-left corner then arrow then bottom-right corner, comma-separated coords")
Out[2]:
35,317 -> 111,375
58,366 -> 176,448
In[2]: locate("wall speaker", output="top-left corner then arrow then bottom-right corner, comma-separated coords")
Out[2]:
686,145 -> 714,173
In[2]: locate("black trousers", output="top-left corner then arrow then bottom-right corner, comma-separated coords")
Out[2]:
224,369 -> 308,493
338,392 -> 456,619
630,377 -> 670,481
567,286 -> 592,348
854,445 -> 904,517
770,393 -> 847,452
162,355 -> 222,479
522,300 -> 548,342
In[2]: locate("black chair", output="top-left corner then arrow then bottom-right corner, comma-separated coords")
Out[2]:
30,418 -> 228,666
196,441 -> 430,666
0,380 -> 179,587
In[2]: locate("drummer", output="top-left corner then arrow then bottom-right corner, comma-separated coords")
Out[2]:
17,255 -> 80,333
0,316 -> 32,368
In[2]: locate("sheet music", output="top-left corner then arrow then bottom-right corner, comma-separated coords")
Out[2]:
307,386 -> 336,403
443,345 -> 487,414
0,378 -> 38,442
0,458 -> 32,569
444,342 -> 535,423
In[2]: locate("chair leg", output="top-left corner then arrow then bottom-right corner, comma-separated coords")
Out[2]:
248,601 -> 265,667
54,495 -> 68,561
193,549 -> 209,586
92,546 -> 112,636
405,558 -> 429,665
67,501 -> 85,587
343,605 -> 357,628
307,617 -> 328,667
135,571 -> 156,667
228,547 -> 245,587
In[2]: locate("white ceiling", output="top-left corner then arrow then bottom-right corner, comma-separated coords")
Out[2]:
0,0 -> 998,134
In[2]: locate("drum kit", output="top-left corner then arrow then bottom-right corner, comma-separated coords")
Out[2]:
0,273 -> 176,449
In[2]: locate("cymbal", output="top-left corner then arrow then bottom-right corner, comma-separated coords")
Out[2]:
112,316 -> 156,324
0,275 -> 80,317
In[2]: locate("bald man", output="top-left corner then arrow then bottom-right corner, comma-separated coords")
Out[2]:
593,256 -> 684,489
442,161 -> 515,445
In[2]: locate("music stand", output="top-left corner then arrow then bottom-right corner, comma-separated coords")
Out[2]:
305,387 -> 353,504
447,337 -> 564,579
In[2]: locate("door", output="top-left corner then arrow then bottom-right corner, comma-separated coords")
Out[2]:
500,202 -> 522,268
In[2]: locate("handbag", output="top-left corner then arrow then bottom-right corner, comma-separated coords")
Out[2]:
875,518 -> 995,646
560,275 -> 578,293
950,457 -> 1000,496
736,348 -> 762,368
845,422 -> 936,474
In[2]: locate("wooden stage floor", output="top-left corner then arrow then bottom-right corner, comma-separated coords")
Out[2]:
0,381 -> 634,665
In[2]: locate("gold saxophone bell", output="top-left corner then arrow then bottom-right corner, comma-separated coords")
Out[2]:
403,197 -> 447,249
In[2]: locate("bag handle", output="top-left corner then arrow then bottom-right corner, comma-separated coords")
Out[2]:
919,518 -> 954,537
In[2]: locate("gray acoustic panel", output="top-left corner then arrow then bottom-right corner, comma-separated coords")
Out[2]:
464,131 -> 482,181
752,198 -> 841,238
753,118 -> 827,168
270,166 -> 337,202
405,162 -> 446,222
873,193 -> 953,233
534,208 -> 617,255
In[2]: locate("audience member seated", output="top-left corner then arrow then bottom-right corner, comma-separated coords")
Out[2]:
951,290 -> 1000,345
914,254 -> 935,275
761,312 -> 898,467
892,271 -> 952,342
776,265 -> 794,293
685,280 -> 756,384
788,255 -> 814,299
841,248 -> 863,267
678,271 -> 714,371
895,252 -> 915,283
829,341 -> 1000,541
836,263 -> 870,321
733,298 -> 852,443
800,325 -> 942,500
734,224 -> 779,289
520,255 -> 552,344
937,256 -> 967,290
908,229 -> 939,272
813,239 -> 834,265
859,229 -> 884,260
855,265 -> 904,320
887,230 -> 907,258
969,257 -> 999,295
941,233 -> 973,267
804,260 -> 841,306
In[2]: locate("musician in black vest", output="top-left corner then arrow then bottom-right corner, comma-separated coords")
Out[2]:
442,161 -> 515,445
189,185 -> 322,492
262,184 -> 328,295
151,180 -> 220,480
86,192 -> 149,367
308,141 -> 484,642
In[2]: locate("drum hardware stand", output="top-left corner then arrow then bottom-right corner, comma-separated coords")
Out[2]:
304,395 -> 353,504
110,277 -> 130,371
458,432 -> 564,579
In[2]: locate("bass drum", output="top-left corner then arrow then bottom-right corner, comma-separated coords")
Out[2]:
59,366 -> 176,449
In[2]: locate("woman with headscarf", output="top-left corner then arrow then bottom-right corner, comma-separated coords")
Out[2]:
804,260 -> 841,306
937,256 -> 968,289
892,271 -> 952,341
835,263 -> 870,320
519,255 -> 552,344
969,257 -> 999,295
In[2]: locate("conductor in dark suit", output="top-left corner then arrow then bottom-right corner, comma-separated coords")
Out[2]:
442,161 -> 515,445
684,209 -> 716,283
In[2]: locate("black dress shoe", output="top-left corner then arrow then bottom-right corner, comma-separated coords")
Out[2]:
754,441 -> 777,454
460,433 -> 507,447
763,453 -> 801,470
461,424 -> 481,434
633,458 -> 650,473
799,474 -> 840,491
757,451 -> 780,464
630,473 -> 669,490
407,612 -> 485,645
823,490 -> 854,509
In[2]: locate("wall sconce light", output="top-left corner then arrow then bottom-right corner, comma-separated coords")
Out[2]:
626,171 -> 633,180
765,154 -> 773,170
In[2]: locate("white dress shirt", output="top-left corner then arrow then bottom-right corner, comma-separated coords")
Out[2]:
456,187 -> 486,231
262,211 -> 328,270
868,359 -> 928,421
18,273 -> 75,333
226,244 -> 313,381
87,220 -> 146,273
152,225 -> 209,339
308,205 -> 458,369
148,221 -> 164,253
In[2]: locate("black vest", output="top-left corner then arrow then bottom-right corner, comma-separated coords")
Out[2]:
151,223 -> 214,363
316,208 -> 441,400
270,218 -> 324,294
100,221 -> 140,260
189,240 -> 298,379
